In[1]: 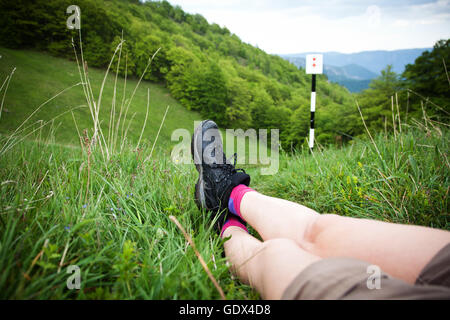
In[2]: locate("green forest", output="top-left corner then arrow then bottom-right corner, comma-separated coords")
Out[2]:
0,0 -> 448,148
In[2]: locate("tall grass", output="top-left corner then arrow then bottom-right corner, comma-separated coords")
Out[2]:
256,119 -> 449,230
0,36 -> 258,299
0,137 -> 258,299
0,106 -> 447,299
70,33 -> 163,161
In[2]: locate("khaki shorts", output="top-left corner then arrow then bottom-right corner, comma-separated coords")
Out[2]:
282,243 -> 450,300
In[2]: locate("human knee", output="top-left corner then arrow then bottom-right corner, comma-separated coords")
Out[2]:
304,213 -> 342,246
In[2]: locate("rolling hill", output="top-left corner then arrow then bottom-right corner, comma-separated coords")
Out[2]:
0,46 -> 201,149
281,48 -> 430,92
0,0 -> 354,148
0,46 -> 263,159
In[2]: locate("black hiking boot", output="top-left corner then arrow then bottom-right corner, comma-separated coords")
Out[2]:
191,120 -> 250,232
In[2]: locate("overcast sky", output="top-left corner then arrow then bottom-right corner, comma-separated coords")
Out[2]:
167,0 -> 450,54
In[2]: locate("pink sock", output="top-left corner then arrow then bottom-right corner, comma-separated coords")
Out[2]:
220,215 -> 248,238
228,184 -> 256,220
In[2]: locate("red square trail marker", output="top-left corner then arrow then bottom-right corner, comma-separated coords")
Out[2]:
305,54 -> 323,149
306,54 -> 323,74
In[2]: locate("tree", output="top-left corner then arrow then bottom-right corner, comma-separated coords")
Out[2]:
249,87 -> 274,129
110,36 -> 136,77
357,65 -> 403,132
225,78 -> 253,129
286,106 -> 310,148
134,34 -> 169,82
191,62 -> 229,124
403,39 -> 450,119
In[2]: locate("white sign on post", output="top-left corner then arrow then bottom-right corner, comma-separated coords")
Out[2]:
305,54 -> 323,74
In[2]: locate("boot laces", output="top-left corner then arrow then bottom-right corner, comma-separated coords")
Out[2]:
212,153 -> 246,183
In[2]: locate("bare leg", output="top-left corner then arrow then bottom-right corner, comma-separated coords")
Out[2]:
305,214 -> 450,283
240,191 -> 450,284
240,192 -> 319,247
222,226 -> 320,299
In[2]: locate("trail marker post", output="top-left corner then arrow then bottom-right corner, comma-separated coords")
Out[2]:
305,54 -> 323,150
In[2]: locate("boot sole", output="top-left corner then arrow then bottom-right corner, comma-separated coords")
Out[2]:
191,120 -> 211,209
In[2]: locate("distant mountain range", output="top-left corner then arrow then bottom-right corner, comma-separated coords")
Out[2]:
280,48 -> 430,92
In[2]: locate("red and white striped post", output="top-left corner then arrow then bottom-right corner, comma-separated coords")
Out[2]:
305,54 -> 323,150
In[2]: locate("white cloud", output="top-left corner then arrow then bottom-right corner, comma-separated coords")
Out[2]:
167,0 -> 450,53
394,19 -> 410,27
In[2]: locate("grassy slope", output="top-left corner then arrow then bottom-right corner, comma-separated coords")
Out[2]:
0,46 -> 201,149
0,47 -> 261,158
258,128 -> 449,229
0,117 -> 448,299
